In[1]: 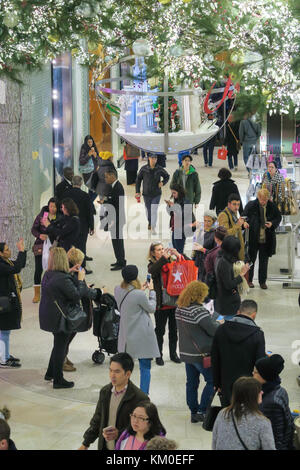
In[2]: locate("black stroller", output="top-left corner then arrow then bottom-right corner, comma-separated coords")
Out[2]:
92,293 -> 120,364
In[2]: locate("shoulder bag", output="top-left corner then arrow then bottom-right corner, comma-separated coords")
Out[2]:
0,296 -> 12,315
202,391 -> 223,431
231,410 -> 249,450
228,123 -> 241,152
55,300 -> 88,334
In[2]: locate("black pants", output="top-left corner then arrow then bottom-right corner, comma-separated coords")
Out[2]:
248,243 -> 269,285
126,170 -> 137,185
154,308 -> 178,358
111,226 -> 126,266
66,332 -> 77,358
34,255 -> 43,284
46,332 -> 72,384
77,229 -> 89,268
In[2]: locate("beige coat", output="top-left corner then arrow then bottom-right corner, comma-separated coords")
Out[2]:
217,207 -> 245,260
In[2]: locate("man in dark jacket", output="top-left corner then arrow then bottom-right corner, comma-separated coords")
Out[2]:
242,188 -> 282,289
65,175 -> 96,271
253,354 -> 295,450
136,154 -> 169,234
211,299 -> 266,407
79,353 -> 149,450
102,169 -> 126,271
210,168 -> 243,215
54,167 -> 74,205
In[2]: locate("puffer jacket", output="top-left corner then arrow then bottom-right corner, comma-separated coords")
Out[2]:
260,380 -> 295,450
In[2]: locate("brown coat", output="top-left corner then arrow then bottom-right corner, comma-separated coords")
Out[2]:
217,208 -> 245,261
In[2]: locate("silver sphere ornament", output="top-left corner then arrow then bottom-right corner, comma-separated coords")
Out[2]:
169,45 -> 184,57
132,39 -> 151,57
75,2 -> 93,18
3,11 -> 19,28
204,52 -> 214,62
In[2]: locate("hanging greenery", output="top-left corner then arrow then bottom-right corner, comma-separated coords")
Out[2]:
0,0 -> 299,115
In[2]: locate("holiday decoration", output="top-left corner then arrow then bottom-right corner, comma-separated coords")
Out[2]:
3,11 -> 19,28
132,39 -> 151,57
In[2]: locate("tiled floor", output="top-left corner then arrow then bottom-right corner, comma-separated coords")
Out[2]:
1,150 -> 300,450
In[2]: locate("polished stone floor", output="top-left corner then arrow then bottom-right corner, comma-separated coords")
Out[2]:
1,149 -> 300,450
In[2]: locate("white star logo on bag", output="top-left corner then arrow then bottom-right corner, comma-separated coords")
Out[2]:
172,271 -> 183,282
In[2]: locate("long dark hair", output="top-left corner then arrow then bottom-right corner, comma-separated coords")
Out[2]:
221,235 -> 240,262
127,401 -> 166,441
61,197 -> 79,217
170,183 -> 186,203
224,377 -> 264,422
0,243 -> 5,253
83,134 -> 99,156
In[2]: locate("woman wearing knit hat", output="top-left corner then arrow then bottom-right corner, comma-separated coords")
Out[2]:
253,354 -> 295,450
114,265 -> 160,395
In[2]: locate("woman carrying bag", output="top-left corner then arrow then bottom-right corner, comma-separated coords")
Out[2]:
114,265 -> 160,395
0,239 -> 26,368
212,376 -> 275,450
39,247 -> 88,389
175,281 -> 221,424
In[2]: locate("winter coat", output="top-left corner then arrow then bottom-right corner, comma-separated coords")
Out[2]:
39,270 -> 86,333
79,136 -> 99,173
63,187 -> 95,233
211,314 -> 266,405
239,118 -> 261,145
114,286 -> 160,359
224,121 -> 240,155
148,256 -> 172,309
215,251 -> 243,317
242,199 -> 282,259
45,215 -> 81,252
175,303 -> 219,363
204,245 -> 221,278
166,197 -> 196,238
95,159 -> 116,198
217,207 -> 245,260
260,380 -> 295,450
31,206 -> 60,255
82,380 -> 149,450
136,164 -> 169,198
170,166 -> 201,205
212,408 -> 275,450
0,251 -> 27,331
54,178 -> 72,205
192,229 -> 216,281
210,179 -> 243,215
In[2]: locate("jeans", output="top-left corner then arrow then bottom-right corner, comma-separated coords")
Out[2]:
172,232 -> 186,254
203,137 -> 216,166
143,195 -> 161,229
227,150 -> 238,169
139,358 -> 152,395
0,330 -> 10,362
185,362 -> 214,414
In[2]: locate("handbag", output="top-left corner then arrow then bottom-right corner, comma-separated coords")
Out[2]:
287,179 -> 299,216
55,300 -> 88,333
217,148 -> 228,160
0,296 -> 12,315
42,237 -> 52,271
292,138 -> 300,157
231,410 -> 249,450
202,392 -> 223,431
228,123 -> 241,152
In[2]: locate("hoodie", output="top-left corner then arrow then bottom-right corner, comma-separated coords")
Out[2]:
211,314 -> 266,405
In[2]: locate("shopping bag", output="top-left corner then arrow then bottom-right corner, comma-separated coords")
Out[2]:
202,392 -> 223,431
42,238 -> 52,271
166,256 -> 198,296
217,148 -> 227,160
292,139 -> 300,157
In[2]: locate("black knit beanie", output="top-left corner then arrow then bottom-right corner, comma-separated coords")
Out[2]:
255,354 -> 284,382
122,265 -> 138,283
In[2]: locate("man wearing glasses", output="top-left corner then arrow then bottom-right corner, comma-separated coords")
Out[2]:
78,353 -> 149,450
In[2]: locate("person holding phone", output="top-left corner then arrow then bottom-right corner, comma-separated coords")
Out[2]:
31,197 -> 60,303
242,188 -> 282,289
79,353 -> 149,450
114,265 -> 160,395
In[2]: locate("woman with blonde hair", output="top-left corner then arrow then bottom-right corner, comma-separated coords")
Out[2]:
39,247 -> 87,389
114,265 -> 160,394
212,376 -> 276,450
175,281 -> 220,423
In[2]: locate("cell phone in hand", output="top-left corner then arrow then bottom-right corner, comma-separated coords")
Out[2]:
248,262 -> 253,268
146,274 -> 151,284
43,211 -> 49,219
103,426 -> 114,433
79,267 -> 83,272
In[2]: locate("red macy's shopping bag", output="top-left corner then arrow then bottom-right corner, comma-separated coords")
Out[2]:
165,256 -> 198,296
217,148 -> 228,160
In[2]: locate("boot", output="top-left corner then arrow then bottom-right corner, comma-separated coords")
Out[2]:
63,357 -> 76,372
32,285 -> 41,303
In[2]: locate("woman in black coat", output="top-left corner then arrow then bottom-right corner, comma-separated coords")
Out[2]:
215,236 -> 249,319
79,135 -> 99,202
44,198 -> 80,253
166,183 -> 196,254
0,239 -> 26,368
39,247 -> 87,389
209,168 -> 243,215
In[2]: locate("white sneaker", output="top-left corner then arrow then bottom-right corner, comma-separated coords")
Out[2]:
151,228 -> 157,235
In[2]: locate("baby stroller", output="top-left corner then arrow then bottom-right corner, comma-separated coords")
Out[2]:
92,293 -> 120,364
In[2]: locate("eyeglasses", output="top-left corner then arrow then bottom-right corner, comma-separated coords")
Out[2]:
130,413 -> 149,422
